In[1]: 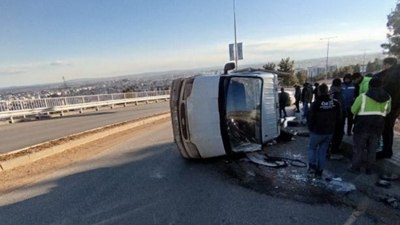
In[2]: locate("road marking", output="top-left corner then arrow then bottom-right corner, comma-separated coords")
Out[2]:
343,197 -> 369,225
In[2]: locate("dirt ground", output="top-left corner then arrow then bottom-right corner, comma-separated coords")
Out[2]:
395,119 -> 400,133
0,118 -> 169,195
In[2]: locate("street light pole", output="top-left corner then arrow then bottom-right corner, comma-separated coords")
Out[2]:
233,0 -> 238,70
320,36 -> 337,80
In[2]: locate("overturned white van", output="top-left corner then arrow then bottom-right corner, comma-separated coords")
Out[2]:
170,64 -> 280,159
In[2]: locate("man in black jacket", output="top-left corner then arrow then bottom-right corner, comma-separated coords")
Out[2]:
307,83 -> 341,178
375,60 -> 400,159
278,87 -> 290,118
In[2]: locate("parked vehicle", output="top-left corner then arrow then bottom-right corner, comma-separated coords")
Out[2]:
170,63 -> 280,159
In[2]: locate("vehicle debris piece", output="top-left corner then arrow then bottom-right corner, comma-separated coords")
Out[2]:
246,152 -> 287,168
380,173 -> 399,181
376,179 -> 391,188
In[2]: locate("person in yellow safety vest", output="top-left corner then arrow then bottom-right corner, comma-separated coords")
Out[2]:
349,77 -> 391,174
352,72 -> 372,96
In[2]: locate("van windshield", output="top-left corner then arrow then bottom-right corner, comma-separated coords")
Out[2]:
225,77 -> 262,152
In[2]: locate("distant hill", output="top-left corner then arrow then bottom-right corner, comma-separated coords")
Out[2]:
247,52 -> 385,69
0,53 -> 386,91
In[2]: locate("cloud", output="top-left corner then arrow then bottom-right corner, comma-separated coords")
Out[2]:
0,69 -> 25,76
0,60 -> 73,76
232,27 -> 388,63
49,60 -> 72,67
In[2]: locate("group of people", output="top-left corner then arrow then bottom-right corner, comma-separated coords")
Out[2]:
293,57 -> 400,178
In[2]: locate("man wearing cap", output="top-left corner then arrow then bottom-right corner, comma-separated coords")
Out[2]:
350,77 -> 391,174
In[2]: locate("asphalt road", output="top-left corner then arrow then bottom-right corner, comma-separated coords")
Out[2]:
0,121 -> 380,225
0,102 -> 169,154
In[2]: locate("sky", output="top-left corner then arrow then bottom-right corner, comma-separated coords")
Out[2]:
0,0 -> 396,87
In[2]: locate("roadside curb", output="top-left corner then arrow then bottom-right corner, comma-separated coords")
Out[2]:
0,112 -> 170,172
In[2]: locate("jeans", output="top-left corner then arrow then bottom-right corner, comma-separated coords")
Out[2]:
308,132 -> 332,171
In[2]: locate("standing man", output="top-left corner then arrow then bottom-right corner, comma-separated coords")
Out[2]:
352,72 -> 371,96
278,87 -> 290,118
307,83 -> 341,178
341,74 -> 356,136
329,78 -> 344,155
350,78 -> 391,173
294,85 -> 301,113
313,82 -> 320,101
375,58 -> 400,159
301,82 -> 313,123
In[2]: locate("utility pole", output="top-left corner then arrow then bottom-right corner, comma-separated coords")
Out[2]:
361,49 -> 368,73
320,36 -> 337,80
233,0 -> 238,70
62,76 -> 68,89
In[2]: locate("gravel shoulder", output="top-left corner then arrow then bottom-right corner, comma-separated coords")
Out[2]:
0,118 -> 170,195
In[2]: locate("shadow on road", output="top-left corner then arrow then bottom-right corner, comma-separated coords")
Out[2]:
0,141 -> 385,225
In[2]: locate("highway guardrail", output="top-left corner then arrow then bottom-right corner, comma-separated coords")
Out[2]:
0,91 -> 170,123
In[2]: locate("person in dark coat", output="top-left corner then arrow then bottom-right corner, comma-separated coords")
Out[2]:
301,82 -> 313,123
294,85 -> 301,113
278,87 -> 290,118
341,74 -> 356,136
374,58 -> 400,159
350,77 -> 391,173
329,78 -> 344,155
313,82 -> 320,101
307,83 -> 341,178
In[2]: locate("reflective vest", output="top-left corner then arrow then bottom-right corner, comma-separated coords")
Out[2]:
352,93 -> 391,117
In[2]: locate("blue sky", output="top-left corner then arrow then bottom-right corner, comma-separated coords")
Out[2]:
0,0 -> 396,87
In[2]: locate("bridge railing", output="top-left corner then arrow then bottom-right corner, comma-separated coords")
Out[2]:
0,90 -> 170,122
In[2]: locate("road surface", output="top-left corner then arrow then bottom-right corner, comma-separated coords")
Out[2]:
0,120 -> 386,225
0,102 -> 169,154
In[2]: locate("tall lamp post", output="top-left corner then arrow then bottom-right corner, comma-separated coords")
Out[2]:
233,0 -> 238,69
320,36 -> 337,80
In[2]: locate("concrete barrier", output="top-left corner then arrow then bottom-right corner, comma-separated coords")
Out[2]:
0,112 -> 171,171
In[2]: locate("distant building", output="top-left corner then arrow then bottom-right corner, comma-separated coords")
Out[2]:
307,66 -> 325,79
328,65 -> 337,73
307,65 -> 337,79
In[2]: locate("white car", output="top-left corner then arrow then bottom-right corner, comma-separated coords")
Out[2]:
170,63 -> 280,159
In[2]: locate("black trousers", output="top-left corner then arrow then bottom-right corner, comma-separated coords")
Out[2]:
352,132 -> 378,170
294,99 -> 300,112
344,108 -> 354,134
279,105 -> 287,118
381,110 -> 400,157
331,119 -> 345,153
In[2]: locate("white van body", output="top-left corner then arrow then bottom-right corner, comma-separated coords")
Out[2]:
170,69 -> 280,159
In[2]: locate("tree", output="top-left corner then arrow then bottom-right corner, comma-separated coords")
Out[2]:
381,1 -> 400,57
278,57 -> 297,86
263,62 -> 276,71
366,58 -> 382,72
295,70 -> 307,85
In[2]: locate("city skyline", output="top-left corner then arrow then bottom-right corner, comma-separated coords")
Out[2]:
0,0 -> 395,87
